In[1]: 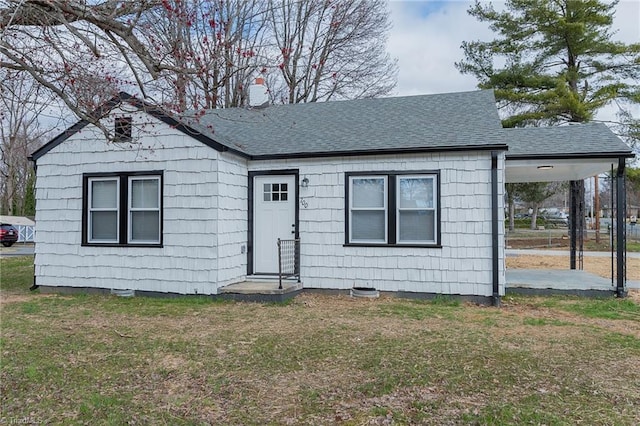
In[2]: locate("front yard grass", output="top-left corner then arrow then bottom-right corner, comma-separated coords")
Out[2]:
2,256 -> 640,424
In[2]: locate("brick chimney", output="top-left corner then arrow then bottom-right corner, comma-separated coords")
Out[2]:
248,78 -> 269,107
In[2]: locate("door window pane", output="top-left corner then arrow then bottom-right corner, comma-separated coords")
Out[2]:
263,181 -> 289,202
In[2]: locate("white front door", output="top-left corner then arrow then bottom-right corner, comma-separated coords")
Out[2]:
253,175 -> 296,274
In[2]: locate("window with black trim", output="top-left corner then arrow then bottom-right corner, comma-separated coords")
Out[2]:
83,171 -> 163,246
114,117 -> 132,141
346,171 -> 440,246
87,177 -> 120,243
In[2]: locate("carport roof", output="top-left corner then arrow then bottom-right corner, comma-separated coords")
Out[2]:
504,123 -> 634,183
505,123 -> 633,160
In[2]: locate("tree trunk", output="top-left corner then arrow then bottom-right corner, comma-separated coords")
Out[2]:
508,193 -> 515,232
530,205 -> 539,230
6,164 -> 14,216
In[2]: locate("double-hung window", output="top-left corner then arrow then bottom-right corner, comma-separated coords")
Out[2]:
83,171 -> 163,246
397,175 -> 436,243
346,171 -> 440,247
349,177 -> 388,243
128,176 -> 161,243
88,178 -> 119,243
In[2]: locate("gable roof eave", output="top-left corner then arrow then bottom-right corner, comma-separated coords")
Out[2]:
121,94 -> 250,159
30,92 -> 250,163
29,118 -> 92,162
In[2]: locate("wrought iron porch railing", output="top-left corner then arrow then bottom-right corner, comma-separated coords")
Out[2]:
277,238 -> 300,289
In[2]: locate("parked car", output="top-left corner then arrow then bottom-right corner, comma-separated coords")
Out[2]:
541,212 -> 568,227
0,223 -> 19,247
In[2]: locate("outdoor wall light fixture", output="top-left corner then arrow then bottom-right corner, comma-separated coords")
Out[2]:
301,177 -> 310,188
537,165 -> 554,170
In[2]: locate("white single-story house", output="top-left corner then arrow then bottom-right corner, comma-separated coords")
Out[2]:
30,89 -> 634,304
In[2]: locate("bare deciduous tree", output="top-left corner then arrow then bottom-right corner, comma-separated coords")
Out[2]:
0,71 -> 63,215
138,0 -> 397,109
1,1 -> 165,122
2,0 -> 397,118
140,0 -> 271,111
268,0 -> 397,103
1,0 -> 398,218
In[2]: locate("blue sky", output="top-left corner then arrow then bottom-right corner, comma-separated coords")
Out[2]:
386,0 -> 640,125
398,0 -> 450,17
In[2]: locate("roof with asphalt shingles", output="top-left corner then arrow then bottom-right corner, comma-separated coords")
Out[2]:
185,89 -> 507,157
505,123 -> 632,158
31,90 -> 634,162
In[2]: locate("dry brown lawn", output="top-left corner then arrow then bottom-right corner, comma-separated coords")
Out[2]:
2,255 -> 640,424
3,290 -> 640,424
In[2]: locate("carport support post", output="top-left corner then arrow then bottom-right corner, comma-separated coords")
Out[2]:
616,159 -> 627,297
491,151 -> 500,307
569,180 -> 584,270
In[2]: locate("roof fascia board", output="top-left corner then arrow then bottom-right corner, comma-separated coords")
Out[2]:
30,119 -> 91,162
507,152 -> 635,161
250,144 -> 509,161
30,93 -> 129,162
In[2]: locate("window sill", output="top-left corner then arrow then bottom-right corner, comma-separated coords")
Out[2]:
82,243 -> 163,248
343,243 -> 442,249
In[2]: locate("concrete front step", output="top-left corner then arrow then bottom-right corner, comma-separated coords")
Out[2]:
218,278 -> 302,302
220,280 -> 302,295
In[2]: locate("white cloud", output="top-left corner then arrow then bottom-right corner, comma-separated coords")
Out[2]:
611,0 -> 640,43
387,0 -> 640,124
388,1 -> 489,95
600,0 -> 640,123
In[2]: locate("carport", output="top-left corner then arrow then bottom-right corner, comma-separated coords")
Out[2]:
504,123 -> 635,297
